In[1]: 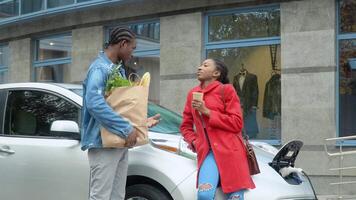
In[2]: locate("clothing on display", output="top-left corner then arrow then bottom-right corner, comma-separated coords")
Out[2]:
263,73 -> 281,120
233,68 -> 259,138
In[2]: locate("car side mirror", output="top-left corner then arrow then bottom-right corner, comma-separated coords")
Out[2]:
50,120 -> 80,140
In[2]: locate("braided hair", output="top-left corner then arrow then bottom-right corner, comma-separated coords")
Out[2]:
212,58 -> 230,84
104,26 -> 136,49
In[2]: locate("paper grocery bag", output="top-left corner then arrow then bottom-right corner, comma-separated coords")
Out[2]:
100,85 -> 149,148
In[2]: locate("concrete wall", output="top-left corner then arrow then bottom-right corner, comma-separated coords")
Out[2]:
160,12 -> 203,113
72,26 -> 104,83
9,38 -> 32,82
280,0 -> 352,195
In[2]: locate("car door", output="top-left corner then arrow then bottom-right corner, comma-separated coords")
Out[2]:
0,89 -> 89,200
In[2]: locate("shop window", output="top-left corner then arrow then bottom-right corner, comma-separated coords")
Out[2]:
340,0 -> 356,34
0,0 -> 19,20
33,33 -> 72,83
206,7 -> 281,143
208,8 -> 280,42
107,21 -> 160,104
338,0 -> 356,139
0,44 -> 9,83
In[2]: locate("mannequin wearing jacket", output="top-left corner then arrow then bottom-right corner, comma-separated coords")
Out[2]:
180,59 -> 255,200
233,68 -> 259,138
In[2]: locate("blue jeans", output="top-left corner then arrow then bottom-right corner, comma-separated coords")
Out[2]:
198,151 -> 244,200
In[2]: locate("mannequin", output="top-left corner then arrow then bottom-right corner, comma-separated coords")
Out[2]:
233,63 -> 259,138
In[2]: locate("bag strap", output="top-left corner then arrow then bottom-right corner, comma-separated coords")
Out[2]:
219,84 -> 250,141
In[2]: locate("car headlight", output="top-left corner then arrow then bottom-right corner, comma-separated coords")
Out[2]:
150,138 -> 196,160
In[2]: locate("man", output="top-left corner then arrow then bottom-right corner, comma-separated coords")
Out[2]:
81,27 -> 159,200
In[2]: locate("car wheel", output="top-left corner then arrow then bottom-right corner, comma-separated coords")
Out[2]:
125,184 -> 172,200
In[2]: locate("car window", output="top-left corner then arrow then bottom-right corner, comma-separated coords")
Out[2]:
148,103 -> 182,135
4,90 -> 80,138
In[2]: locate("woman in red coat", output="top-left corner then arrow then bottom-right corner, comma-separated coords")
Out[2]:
180,59 -> 255,200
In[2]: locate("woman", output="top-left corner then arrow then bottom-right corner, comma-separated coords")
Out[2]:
180,59 -> 255,200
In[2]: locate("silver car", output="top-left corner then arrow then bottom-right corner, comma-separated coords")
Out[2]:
0,83 -> 317,200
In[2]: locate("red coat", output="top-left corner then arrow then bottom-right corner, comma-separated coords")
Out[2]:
180,81 -> 255,193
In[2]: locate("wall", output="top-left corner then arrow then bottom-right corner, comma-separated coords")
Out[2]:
281,0 -> 355,195
160,12 -> 203,113
71,26 -> 104,83
9,38 -> 32,82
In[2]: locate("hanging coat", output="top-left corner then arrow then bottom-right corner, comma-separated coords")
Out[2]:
180,81 -> 255,193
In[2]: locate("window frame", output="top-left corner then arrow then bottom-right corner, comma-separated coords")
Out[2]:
0,43 -> 9,84
205,4 -> 281,145
2,87 -> 81,140
32,32 -> 72,82
336,0 -> 356,146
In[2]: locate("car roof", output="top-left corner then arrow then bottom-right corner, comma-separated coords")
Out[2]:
0,82 -> 82,106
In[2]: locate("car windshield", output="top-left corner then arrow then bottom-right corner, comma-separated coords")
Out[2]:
69,88 -> 182,135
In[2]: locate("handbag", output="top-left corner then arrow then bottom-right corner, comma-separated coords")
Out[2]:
243,134 -> 260,175
220,85 -> 260,175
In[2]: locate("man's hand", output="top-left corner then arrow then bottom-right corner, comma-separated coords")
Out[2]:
147,114 -> 161,128
125,128 -> 138,147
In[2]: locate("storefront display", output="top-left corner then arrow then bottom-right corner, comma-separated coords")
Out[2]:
206,7 -> 281,141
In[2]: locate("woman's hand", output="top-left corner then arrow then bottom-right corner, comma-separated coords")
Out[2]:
192,99 -> 210,116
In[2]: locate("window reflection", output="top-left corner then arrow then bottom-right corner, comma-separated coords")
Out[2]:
6,90 -> 79,138
339,39 -> 356,136
21,0 -> 43,14
35,64 -> 70,83
0,0 -> 19,20
208,9 -> 280,42
208,45 -> 281,140
36,35 -> 72,61
47,0 -> 74,8
340,0 -> 356,33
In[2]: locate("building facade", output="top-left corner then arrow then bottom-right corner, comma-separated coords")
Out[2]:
1,0 -> 356,196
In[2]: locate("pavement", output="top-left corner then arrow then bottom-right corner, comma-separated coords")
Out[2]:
317,195 -> 356,200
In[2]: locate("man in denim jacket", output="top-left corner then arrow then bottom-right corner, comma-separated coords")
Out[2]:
81,27 -> 158,200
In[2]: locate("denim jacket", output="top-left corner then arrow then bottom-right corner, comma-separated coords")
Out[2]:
81,51 -> 133,151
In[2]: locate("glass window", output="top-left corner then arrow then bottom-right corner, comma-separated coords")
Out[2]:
47,0 -> 74,9
34,64 -> 70,83
0,45 -> 9,83
35,34 -> 72,61
339,39 -> 356,137
5,90 -> 80,138
34,33 -> 72,83
129,22 -> 160,41
148,103 -> 181,135
207,45 -> 281,140
206,7 -> 281,142
21,0 -> 43,14
340,0 -> 356,33
0,0 -> 19,20
108,22 -> 160,103
208,8 -> 280,42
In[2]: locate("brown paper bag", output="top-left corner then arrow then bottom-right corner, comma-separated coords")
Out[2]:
100,85 -> 149,148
